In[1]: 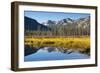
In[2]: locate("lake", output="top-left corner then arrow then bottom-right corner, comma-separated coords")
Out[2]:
24,47 -> 90,62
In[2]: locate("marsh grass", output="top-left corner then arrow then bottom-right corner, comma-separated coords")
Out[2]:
25,36 -> 90,50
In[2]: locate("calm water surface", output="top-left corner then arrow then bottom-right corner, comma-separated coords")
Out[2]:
24,47 -> 90,62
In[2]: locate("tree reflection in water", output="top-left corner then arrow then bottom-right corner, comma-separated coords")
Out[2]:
24,45 -> 90,56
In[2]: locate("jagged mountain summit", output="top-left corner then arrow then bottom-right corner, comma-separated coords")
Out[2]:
42,16 -> 90,29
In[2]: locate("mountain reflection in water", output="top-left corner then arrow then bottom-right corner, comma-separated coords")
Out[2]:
24,46 -> 90,62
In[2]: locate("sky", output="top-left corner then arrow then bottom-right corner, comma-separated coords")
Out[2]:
24,11 -> 90,23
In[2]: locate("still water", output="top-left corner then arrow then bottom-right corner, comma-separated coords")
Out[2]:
24,47 -> 90,62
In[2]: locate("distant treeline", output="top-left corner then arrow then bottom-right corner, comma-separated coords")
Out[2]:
25,24 -> 90,37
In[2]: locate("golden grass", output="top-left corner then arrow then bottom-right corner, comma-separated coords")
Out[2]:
25,36 -> 90,50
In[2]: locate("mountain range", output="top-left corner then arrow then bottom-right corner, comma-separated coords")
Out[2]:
42,16 -> 90,30
24,16 -> 51,31
24,16 -> 90,32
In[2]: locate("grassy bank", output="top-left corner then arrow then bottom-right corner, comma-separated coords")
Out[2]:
25,36 -> 90,50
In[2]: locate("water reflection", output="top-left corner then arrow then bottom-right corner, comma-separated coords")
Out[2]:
24,45 -> 90,61
25,45 -> 90,56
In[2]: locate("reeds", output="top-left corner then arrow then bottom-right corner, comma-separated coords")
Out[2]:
25,36 -> 90,50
